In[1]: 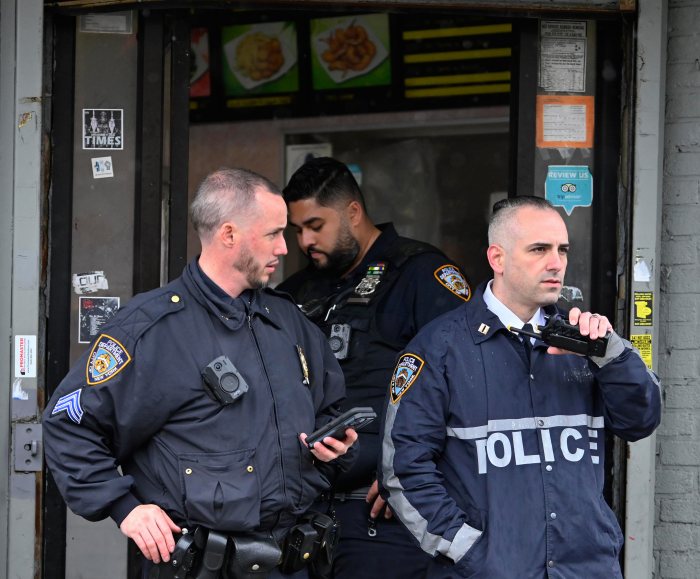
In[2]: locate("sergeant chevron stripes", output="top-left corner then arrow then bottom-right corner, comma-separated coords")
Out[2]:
51,389 -> 83,424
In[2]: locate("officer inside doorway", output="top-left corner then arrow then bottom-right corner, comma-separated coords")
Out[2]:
279,157 -> 471,579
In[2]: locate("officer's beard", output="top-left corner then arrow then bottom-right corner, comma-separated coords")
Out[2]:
234,243 -> 269,290
310,225 -> 359,276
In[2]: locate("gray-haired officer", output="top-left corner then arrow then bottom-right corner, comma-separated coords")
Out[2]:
279,157 -> 471,579
43,168 -> 357,578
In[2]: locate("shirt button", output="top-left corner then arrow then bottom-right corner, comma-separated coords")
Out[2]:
546,465 -> 553,471
537,419 -> 545,427
550,512 -> 557,520
530,374 -> 535,380
548,560 -> 555,568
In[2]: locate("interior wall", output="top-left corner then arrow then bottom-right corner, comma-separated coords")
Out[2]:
187,106 -> 509,286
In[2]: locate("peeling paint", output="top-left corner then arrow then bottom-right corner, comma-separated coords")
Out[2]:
17,111 -> 33,129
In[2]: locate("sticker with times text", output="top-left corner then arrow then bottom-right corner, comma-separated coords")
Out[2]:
390,353 -> 425,404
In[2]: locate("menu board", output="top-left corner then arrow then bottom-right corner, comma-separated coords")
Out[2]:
399,18 -> 512,107
189,12 -> 512,122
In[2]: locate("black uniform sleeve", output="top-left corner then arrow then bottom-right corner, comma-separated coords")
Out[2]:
43,327 -> 176,525
376,253 -> 471,343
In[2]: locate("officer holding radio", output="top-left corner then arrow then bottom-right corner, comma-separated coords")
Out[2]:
278,157 -> 471,579
379,196 -> 661,578
43,168 -> 357,579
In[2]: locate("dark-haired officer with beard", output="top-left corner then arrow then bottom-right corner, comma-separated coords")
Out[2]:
278,157 -> 471,579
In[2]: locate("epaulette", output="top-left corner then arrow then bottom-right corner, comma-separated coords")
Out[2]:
111,286 -> 186,344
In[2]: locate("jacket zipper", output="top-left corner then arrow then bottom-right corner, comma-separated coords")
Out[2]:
247,312 -> 289,504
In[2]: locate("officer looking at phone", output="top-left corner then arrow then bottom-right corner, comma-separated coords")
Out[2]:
43,168 -> 358,579
379,195 -> 661,578
278,157 -> 471,579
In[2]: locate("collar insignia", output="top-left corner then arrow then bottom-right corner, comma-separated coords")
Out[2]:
478,323 -> 490,335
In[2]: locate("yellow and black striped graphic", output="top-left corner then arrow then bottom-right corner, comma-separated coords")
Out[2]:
400,20 -> 512,101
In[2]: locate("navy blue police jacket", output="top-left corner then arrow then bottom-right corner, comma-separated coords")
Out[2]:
379,285 -> 661,578
43,259 -> 353,533
279,223 -> 470,491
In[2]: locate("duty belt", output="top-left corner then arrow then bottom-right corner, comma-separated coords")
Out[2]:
150,512 -> 338,579
330,486 -> 371,502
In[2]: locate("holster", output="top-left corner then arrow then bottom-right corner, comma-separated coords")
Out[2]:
305,512 -> 339,579
279,512 -> 339,578
225,533 -> 282,579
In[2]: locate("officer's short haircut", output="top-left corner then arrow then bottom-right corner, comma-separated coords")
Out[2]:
191,168 -> 281,240
488,195 -> 558,246
283,157 -> 366,211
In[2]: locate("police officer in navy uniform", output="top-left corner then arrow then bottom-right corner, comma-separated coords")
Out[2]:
43,168 -> 358,579
278,157 -> 471,579
379,196 -> 661,578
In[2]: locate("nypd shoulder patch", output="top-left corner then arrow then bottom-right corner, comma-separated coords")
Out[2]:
86,334 -> 132,386
434,264 -> 471,301
52,389 -> 84,424
390,353 -> 425,404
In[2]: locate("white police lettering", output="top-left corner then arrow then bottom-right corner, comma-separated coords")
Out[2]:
475,427 -> 595,474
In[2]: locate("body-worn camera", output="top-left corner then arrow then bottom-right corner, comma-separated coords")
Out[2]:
328,323 -> 351,360
201,355 -> 249,405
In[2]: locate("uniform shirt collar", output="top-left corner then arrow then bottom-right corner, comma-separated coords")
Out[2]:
483,280 -> 546,332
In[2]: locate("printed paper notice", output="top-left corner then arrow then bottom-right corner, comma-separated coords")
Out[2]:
540,21 -> 587,92
537,95 -> 594,148
15,335 -> 37,378
630,334 -> 653,370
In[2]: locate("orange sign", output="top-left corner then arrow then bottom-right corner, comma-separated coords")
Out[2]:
536,95 -> 594,148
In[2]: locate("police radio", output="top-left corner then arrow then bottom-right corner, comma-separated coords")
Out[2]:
510,314 -> 609,357
202,356 -> 249,405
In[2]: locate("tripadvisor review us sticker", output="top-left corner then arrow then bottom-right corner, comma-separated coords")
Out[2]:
544,165 -> 592,215
83,108 -> 123,150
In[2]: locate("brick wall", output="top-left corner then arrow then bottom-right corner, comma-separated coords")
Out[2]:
656,2 -> 700,576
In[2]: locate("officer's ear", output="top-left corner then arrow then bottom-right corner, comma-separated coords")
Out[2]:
487,243 -> 505,274
345,200 -> 363,226
218,221 -> 239,248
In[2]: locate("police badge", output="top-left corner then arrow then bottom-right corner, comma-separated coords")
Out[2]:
354,262 -> 386,296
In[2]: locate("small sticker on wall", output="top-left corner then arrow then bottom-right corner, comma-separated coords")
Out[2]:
83,108 -> 123,150
634,292 -> 653,326
72,271 -> 109,295
92,156 -> 114,179
544,165 -> 593,215
15,335 -> 37,378
630,334 -> 653,370
79,297 -> 120,344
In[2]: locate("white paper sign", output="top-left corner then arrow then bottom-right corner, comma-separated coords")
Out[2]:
540,21 -> 587,93
15,335 -> 37,378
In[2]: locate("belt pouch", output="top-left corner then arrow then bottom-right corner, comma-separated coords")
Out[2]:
227,534 -> 282,579
280,522 -> 318,574
304,513 -> 339,579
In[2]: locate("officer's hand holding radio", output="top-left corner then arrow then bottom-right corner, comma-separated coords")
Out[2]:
510,307 -> 612,357
547,307 -> 612,356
